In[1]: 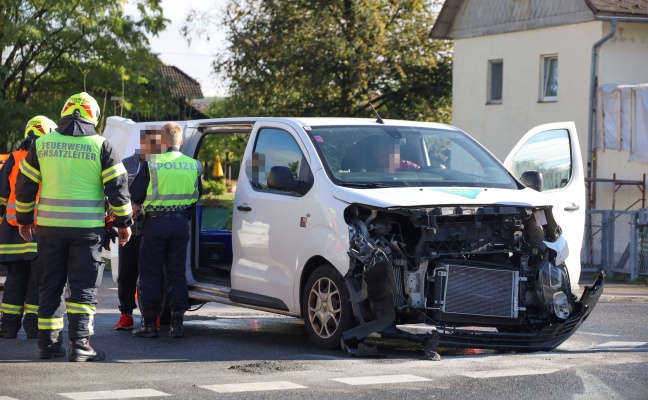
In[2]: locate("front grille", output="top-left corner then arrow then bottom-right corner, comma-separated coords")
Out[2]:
441,264 -> 518,318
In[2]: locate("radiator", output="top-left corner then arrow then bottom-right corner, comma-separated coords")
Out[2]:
440,264 -> 519,318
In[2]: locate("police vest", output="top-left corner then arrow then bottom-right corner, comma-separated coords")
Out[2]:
34,132 -> 106,228
143,151 -> 202,210
4,149 -> 30,226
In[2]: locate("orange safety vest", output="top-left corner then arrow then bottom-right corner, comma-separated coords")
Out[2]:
4,149 -> 38,226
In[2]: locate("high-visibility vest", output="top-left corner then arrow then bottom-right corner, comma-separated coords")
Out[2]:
143,151 -> 202,211
21,132 -> 125,228
4,149 -> 29,226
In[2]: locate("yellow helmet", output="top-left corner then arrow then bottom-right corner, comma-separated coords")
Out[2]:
60,92 -> 101,126
24,115 -> 58,138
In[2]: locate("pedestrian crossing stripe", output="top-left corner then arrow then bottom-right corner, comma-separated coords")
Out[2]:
592,341 -> 648,349
461,368 -> 567,379
331,374 -> 431,385
201,381 -> 307,393
58,389 -> 170,399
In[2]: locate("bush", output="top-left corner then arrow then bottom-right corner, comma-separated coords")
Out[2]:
202,179 -> 226,195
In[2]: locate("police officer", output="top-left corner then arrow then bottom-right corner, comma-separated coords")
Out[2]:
131,122 -> 202,339
15,92 -> 133,361
0,116 -> 59,339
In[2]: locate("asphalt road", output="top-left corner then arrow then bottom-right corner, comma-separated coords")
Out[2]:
0,273 -> 647,400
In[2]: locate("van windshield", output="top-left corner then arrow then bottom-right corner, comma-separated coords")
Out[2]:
308,125 -> 518,189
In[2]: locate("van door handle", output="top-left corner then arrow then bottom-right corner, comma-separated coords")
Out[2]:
237,205 -> 252,212
564,203 -> 580,212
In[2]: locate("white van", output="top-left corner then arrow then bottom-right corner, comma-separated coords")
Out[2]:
103,116 -> 604,357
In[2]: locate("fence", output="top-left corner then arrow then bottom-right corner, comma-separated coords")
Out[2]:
581,208 -> 648,279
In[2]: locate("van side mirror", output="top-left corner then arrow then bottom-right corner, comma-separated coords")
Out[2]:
267,166 -> 307,195
520,170 -> 544,192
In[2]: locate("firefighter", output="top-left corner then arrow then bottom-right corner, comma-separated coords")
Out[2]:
0,116 -> 59,339
131,122 -> 202,339
15,92 -> 133,361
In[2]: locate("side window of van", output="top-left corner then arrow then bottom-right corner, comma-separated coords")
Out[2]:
249,127 -> 311,194
509,129 -> 572,190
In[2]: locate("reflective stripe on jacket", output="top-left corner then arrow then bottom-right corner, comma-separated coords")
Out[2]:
22,132 -> 127,228
143,151 -> 202,211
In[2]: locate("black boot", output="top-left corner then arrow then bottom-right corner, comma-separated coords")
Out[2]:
169,311 -> 184,338
23,313 -> 38,339
69,337 -> 105,362
38,329 -> 65,359
133,318 -> 158,338
0,314 -> 22,338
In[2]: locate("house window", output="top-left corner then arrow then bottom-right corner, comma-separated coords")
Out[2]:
541,55 -> 558,101
487,60 -> 503,104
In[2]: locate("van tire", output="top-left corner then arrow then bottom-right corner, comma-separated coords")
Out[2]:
302,264 -> 354,350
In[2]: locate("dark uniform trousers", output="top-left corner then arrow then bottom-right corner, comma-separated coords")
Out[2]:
1,260 -> 38,334
117,234 -> 142,314
138,212 -> 190,321
36,227 -> 104,348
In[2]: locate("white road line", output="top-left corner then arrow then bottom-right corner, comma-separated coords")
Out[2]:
593,341 -> 648,349
461,368 -> 566,379
113,359 -> 191,363
576,331 -> 619,337
201,381 -> 307,393
58,389 -> 171,399
331,374 -> 431,386
0,396 -> 20,400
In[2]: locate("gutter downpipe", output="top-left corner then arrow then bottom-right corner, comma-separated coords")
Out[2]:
587,18 -> 616,210
587,15 -> 648,209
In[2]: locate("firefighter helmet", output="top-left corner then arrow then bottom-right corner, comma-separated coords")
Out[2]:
24,115 -> 57,138
60,92 -> 101,126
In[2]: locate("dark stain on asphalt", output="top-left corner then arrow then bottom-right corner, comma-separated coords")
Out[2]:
228,360 -> 304,374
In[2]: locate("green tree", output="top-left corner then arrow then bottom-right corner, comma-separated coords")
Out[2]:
0,0 -> 176,152
185,0 -> 451,121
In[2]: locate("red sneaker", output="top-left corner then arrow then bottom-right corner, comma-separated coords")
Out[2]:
114,314 -> 134,330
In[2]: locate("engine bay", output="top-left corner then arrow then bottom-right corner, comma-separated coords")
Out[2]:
342,203 -> 601,356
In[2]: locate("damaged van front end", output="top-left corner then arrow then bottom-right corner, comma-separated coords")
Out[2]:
340,203 -> 604,356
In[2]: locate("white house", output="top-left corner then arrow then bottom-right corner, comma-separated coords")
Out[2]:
431,0 -> 648,211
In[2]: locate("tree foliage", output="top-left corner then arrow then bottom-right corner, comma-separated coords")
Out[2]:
0,0 -> 176,152
186,0 -> 452,121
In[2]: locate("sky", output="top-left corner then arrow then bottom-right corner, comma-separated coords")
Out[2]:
129,0 -> 228,98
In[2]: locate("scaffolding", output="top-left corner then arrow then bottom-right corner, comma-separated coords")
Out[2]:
586,173 -> 646,211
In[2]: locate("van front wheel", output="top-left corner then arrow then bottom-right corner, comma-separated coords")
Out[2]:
302,264 -> 354,350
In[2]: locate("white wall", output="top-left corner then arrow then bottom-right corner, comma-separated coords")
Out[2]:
451,20 -> 648,210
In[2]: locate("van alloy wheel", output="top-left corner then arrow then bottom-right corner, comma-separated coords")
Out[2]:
302,264 -> 354,349
307,277 -> 341,339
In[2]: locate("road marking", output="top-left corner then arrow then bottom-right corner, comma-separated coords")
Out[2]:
201,381 -> 306,393
58,389 -> 170,399
576,331 -> 619,337
592,341 -> 648,349
332,374 -> 431,385
113,359 -> 191,363
461,368 -> 567,379
0,396 -> 20,400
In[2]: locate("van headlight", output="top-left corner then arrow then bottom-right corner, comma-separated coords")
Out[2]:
536,261 -> 573,320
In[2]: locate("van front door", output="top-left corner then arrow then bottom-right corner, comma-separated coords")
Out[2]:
230,122 -> 313,312
504,122 -> 585,287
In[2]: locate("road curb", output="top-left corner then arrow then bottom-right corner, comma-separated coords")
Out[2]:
598,294 -> 648,303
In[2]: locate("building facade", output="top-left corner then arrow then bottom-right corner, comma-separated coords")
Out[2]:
431,0 -> 648,211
